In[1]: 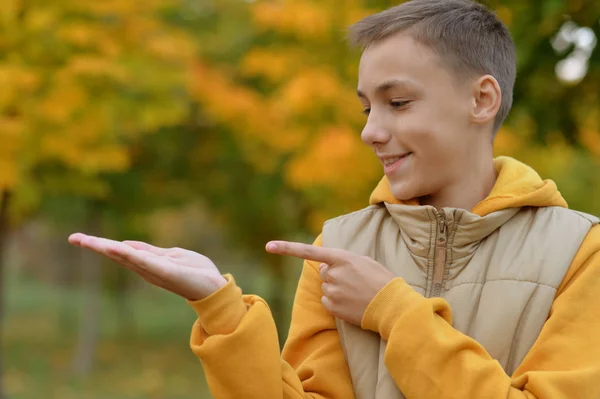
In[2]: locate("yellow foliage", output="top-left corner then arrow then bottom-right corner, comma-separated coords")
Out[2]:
268,126 -> 306,152
122,16 -> 162,43
0,0 -> 20,28
251,1 -> 330,39
57,23 -> 108,48
0,117 -> 21,190
190,1 -> 385,221
495,5 -> 513,27
0,66 -> 40,106
344,6 -> 377,26
66,113 -> 107,143
0,118 -> 23,140
39,111 -> 128,173
496,128 -> 576,180
241,48 -> 304,84
137,101 -> 189,132
23,8 -> 58,32
0,0 -> 199,222
189,62 -> 281,141
307,209 -> 331,235
40,83 -> 87,124
579,110 -> 600,157
581,129 -> 600,158
76,0 -> 173,18
98,37 -> 121,58
278,69 -> 343,114
66,56 -> 129,82
0,159 -> 18,191
285,125 -> 379,191
524,141 -> 575,179
190,61 -> 326,174
145,32 -> 198,63
493,127 -> 522,156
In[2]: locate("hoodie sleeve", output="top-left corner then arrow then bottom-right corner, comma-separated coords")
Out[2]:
188,235 -> 355,399
361,224 -> 600,399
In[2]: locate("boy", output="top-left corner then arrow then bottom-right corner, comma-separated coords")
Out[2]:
69,0 -> 600,397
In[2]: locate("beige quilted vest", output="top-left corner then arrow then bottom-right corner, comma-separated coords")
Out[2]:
322,203 -> 598,399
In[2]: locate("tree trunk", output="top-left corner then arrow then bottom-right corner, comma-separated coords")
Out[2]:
0,190 -> 12,399
71,203 -> 103,376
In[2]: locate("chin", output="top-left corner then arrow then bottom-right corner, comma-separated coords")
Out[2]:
390,181 -> 418,202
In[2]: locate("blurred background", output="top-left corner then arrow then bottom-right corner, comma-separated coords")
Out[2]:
1,0 -> 599,398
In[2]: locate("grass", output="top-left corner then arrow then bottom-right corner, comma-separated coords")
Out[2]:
4,252 -> 304,399
4,278 -> 213,399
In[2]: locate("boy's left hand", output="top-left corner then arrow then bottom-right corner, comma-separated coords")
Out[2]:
266,240 -> 396,326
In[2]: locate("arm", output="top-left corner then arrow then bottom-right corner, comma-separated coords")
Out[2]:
188,235 -> 355,399
361,225 -> 600,399
67,232 -> 353,398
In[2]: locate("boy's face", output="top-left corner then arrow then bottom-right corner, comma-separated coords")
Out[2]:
357,33 -> 481,202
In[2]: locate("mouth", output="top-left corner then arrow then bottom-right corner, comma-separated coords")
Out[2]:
380,153 -> 412,174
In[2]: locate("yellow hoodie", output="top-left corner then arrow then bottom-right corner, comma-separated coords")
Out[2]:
188,156 -> 600,399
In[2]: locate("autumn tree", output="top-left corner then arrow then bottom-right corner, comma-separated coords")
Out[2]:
0,0 -> 204,383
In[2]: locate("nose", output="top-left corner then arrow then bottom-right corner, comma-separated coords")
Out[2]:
360,113 -> 391,146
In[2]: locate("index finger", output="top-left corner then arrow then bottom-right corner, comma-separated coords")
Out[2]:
69,234 -> 153,273
70,234 -> 132,258
266,241 -> 343,265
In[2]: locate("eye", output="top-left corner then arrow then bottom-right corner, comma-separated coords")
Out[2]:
362,107 -> 371,116
390,100 -> 410,109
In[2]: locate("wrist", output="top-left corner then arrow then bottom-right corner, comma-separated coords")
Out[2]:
209,275 -> 228,293
187,274 -> 247,336
185,274 -> 228,301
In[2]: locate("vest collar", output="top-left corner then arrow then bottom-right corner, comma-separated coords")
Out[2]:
383,203 -> 521,259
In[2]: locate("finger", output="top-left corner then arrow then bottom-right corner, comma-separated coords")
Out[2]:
75,236 -> 149,272
71,236 -> 174,287
319,263 -> 329,282
321,295 -> 333,314
123,240 -> 169,256
266,241 -> 342,264
77,235 -> 125,254
68,232 -> 87,246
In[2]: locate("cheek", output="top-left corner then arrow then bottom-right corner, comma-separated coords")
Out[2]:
404,125 -> 448,162
418,131 -> 467,173
405,102 -> 468,159
403,126 -> 462,189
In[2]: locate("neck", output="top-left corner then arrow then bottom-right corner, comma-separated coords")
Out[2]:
420,153 -> 497,212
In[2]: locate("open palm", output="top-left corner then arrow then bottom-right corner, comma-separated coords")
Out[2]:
68,233 -> 227,300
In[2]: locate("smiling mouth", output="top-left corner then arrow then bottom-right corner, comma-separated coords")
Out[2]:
382,153 -> 411,165
381,153 -> 412,174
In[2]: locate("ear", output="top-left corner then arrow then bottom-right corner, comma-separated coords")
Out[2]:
470,75 -> 501,126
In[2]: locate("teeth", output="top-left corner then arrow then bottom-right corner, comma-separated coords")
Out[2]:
384,156 -> 401,166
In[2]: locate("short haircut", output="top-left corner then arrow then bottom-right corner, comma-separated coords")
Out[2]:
348,0 -> 516,134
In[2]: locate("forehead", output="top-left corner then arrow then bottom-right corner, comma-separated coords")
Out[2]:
357,33 -> 449,92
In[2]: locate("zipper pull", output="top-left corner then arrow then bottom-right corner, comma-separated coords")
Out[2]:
437,211 -> 447,236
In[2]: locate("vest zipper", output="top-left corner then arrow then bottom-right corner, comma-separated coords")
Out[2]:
432,210 -> 448,297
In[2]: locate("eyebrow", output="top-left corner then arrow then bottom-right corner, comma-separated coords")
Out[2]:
356,79 -> 418,99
